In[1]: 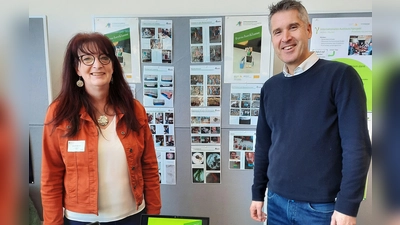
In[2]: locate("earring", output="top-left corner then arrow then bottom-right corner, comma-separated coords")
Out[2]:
76,76 -> 84,87
111,76 -> 113,84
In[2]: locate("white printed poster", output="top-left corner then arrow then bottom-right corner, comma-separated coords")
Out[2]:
191,145 -> 221,184
190,65 -> 221,107
141,20 -> 173,64
230,84 -> 262,125
128,83 -> 136,98
146,107 -> 175,147
156,147 -> 176,185
224,16 -> 272,83
310,17 -> 372,112
146,108 -> 176,185
228,131 -> 256,170
190,108 -> 221,145
190,18 -> 223,63
143,66 -> 174,107
93,17 -> 141,83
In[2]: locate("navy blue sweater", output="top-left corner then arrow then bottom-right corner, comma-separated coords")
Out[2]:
252,59 -> 371,216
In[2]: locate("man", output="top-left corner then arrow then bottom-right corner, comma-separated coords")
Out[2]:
249,0 -> 371,225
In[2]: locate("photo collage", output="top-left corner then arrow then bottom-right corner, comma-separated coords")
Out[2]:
190,108 -> 221,146
143,66 -> 174,107
156,147 -> 176,185
146,108 -> 176,185
228,131 -> 256,170
191,146 -> 221,184
141,20 -> 173,63
147,109 -> 175,147
229,84 -> 262,125
190,18 -> 223,63
190,66 -> 222,107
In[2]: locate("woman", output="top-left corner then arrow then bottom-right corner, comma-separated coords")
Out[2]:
41,32 -> 161,225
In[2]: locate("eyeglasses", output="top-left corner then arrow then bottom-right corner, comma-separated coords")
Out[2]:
79,54 -> 111,66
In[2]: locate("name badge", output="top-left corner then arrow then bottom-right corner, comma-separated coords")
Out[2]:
68,140 -> 85,152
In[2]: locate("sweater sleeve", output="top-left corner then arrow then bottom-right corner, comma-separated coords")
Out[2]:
252,85 -> 272,201
333,66 -> 372,216
41,104 -> 66,225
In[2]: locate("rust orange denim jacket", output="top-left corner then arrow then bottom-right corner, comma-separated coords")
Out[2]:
41,100 -> 161,225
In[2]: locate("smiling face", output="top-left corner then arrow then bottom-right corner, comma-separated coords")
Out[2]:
270,9 -> 312,73
76,43 -> 113,92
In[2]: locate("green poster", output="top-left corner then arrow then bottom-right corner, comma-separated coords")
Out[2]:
233,26 -> 262,44
104,27 -> 130,43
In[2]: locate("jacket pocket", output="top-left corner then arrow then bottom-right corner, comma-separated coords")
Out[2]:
60,137 -> 91,204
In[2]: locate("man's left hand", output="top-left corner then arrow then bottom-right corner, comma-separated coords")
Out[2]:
330,210 -> 356,225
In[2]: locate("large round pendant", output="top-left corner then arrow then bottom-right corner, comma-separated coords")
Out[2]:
98,115 -> 109,126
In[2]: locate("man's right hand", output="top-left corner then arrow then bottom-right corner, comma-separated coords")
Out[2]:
250,201 -> 267,222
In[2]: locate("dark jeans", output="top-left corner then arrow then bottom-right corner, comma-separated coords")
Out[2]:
267,190 -> 334,225
64,209 -> 145,225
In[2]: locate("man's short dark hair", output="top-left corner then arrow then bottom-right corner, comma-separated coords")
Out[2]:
268,0 -> 310,32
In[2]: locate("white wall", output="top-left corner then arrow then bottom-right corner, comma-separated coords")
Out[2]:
29,0 -> 371,98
